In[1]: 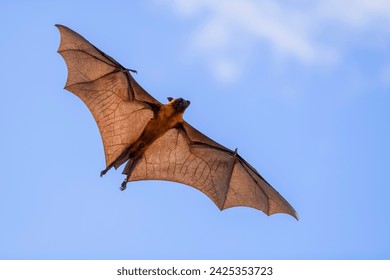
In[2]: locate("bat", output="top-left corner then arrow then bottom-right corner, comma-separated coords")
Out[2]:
56,24 -> 298,220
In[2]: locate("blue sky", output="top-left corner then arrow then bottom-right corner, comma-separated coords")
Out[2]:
1,0 -> 389,259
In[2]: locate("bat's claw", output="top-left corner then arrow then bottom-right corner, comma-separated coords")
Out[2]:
126,68 -> 137,74
100,169 -> 107,177
120,179 -> 127,191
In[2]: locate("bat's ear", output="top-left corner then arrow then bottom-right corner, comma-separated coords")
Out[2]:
167,97 -> 174,102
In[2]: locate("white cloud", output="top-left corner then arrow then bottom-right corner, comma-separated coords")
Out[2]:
163,0 -> 390,83
316,0 -> 390,27
212,58 -> 238,83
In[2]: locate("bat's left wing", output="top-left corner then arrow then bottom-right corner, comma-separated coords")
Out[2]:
56,24 -> 161,170
128,122 -> 298,219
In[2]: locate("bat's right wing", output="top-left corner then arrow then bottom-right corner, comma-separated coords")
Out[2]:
128,122 -> 298,219
56,24 -> 161,168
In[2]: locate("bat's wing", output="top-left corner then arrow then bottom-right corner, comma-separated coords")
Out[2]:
128,122 -> 298,219
56,25 -> 161,168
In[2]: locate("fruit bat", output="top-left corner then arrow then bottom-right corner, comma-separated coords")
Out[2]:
56,24 -> 298,220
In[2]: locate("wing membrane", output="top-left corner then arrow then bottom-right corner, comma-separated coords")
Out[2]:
129,127 -> 298,219
56,25 -> 158,167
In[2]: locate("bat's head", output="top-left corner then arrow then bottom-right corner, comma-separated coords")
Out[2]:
167,97 -> 191,112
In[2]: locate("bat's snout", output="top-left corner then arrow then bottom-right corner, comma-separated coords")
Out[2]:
168,97 -> 190,112
182,99 -> 190,108
178,98 -> 190,111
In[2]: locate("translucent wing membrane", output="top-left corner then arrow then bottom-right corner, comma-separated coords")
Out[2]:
129,126 -> 298,219
56,25 -> 158,167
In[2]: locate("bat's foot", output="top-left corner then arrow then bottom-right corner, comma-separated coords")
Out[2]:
120,179 -> 127,191
100,169 -> 107,177
100,163 -> 115,177
100,166 -> 113,177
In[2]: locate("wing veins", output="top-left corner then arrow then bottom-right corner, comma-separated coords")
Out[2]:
65,69 -> 122,89
58,49 -> 120,69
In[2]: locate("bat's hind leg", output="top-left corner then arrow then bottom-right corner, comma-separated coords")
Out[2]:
100,165 -> 113,177
100,150 -> 130,177
120,176 -> 129,191
119,157 -> 140,191
101,147 -> 134,178
101,164 -> 129,191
